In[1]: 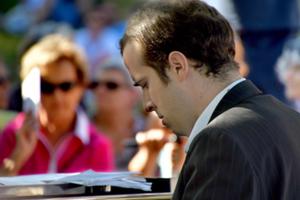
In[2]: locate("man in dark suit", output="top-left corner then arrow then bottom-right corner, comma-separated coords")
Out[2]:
120,0 -> 300,199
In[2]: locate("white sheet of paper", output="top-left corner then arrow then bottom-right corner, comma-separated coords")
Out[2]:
0,173 -> 76,186
21,67 -> 41,114
0,170 -> 152,191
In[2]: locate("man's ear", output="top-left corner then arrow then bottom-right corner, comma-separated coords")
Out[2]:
168,51 -> 189,81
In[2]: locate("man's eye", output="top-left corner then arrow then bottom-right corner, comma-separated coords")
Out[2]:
141,82 -> 148,89
134,79 -> 148,89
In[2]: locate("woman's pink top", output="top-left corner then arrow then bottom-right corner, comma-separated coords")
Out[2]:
0,110 -> 115,175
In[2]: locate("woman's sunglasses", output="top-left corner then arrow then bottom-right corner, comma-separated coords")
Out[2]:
89,80 -> 127,91
41,79 -> 77,94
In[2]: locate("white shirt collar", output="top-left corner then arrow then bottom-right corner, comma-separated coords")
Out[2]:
185,78 -> 245,152
74,108 -> 90,145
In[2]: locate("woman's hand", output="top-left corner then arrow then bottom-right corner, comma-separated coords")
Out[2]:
128,128 -> 172,177
136,129 -> 170,154
1,112 -> 38,176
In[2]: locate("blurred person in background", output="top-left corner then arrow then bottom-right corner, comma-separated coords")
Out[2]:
74,3 -> 121,79
129,112 -> 187,178
99,2 -> 126,42
233,0 -> 300,103
0,34 -> 114,176
204,0 -> 299,102
3,0 -> 92,34
44,0 -> 87,29
3,0 -> 49,34
90,60 -> 144,170
276,35 -> 300,112
8,21 -> 74,112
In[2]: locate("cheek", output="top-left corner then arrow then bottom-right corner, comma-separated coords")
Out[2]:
149,87 -> 170,112
68,90 -> 83,108
147,87 -> 159,107
40,96 -> 52,109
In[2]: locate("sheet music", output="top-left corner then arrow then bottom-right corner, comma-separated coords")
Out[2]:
0,170 -> 152,191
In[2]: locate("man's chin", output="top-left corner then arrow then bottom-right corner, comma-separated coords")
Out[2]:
174,132 -> 186,137
162,119 -> 174,130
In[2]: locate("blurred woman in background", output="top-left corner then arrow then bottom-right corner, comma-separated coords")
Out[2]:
0,34 -> 114,176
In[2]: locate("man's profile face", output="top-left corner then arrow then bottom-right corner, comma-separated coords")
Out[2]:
123,41 -> 184,133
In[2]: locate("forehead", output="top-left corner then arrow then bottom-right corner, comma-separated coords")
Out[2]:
123,41 -> 148,80
41,60 -> 77,81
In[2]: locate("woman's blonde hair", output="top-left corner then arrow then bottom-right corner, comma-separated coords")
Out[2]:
21,34 -> 89,83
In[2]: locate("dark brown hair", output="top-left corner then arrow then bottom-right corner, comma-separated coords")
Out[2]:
120,0 -> 238,83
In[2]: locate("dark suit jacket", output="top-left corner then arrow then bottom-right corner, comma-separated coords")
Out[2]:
173,80 -> 300,200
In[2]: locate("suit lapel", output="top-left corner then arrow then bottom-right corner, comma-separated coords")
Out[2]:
209,80 -> 262,122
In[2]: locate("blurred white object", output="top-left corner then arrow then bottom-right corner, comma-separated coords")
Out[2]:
21,67 -> 41,116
